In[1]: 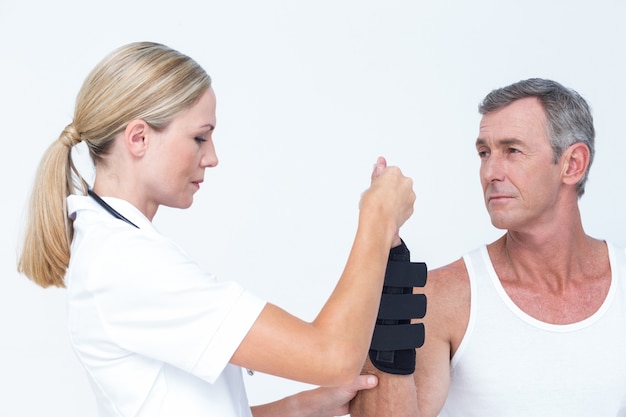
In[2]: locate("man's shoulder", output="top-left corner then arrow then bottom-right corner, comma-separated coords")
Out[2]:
429,258 -> 469,285
426,258 -> 470,307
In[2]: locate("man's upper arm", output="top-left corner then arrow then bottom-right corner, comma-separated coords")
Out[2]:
415,260 -> 470,416
350,261 -> 468,417
413,330 -> 452,416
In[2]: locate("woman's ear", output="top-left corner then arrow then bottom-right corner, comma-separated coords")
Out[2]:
561,142 -> 590,186
124,119 -> 149,157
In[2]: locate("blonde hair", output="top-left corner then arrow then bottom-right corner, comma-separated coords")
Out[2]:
18,42 -> 212,287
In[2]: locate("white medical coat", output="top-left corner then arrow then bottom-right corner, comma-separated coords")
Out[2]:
66,195 -> 266,417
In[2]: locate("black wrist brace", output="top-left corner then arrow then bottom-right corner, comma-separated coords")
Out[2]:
368,240 -> 427,375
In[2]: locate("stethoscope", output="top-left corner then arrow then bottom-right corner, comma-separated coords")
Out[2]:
88,189 -> 139,229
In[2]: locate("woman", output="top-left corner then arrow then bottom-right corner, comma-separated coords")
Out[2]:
17,41 -> 414,416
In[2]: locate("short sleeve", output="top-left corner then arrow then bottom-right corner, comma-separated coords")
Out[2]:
86,231 -> 266,383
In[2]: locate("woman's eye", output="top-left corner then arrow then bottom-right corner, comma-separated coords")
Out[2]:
195,136 -> 207,143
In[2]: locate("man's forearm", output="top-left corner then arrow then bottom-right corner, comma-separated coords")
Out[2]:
350,357 -> 419,417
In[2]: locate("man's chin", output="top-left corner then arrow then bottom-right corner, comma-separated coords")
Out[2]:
488,214 -> 513,231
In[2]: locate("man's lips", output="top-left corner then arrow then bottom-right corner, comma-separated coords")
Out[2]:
487,193 -> 513,203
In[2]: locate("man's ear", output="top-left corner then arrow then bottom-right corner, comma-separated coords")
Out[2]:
124,119 -> 149,157
561,142 -> 590,186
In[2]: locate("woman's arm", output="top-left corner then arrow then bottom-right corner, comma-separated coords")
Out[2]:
251,374 -> 378,417
231,158 -> 415,386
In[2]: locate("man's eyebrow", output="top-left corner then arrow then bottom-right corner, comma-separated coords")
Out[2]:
475,138 -> 524,147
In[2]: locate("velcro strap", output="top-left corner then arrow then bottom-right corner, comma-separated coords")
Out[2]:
370,241 -> 427,374
384,262 -> 427,288
370,323 -> 425,351
377,294 -> 427,320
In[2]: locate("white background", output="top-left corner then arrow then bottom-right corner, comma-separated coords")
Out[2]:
2,1 -> 626,416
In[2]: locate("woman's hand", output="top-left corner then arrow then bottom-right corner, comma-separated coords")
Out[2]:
251,374 -> 378,417
370,156 -> 403,247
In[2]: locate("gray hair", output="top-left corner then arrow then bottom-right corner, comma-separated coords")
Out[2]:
478,78 -> 594,197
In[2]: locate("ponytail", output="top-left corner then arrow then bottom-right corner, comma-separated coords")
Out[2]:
18,124 -> 88,288
17,41 -> 211,288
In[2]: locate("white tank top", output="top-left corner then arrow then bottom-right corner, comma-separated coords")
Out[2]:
440,242 -> 626,417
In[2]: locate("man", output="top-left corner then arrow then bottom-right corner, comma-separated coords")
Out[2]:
351,78 -> 626,416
